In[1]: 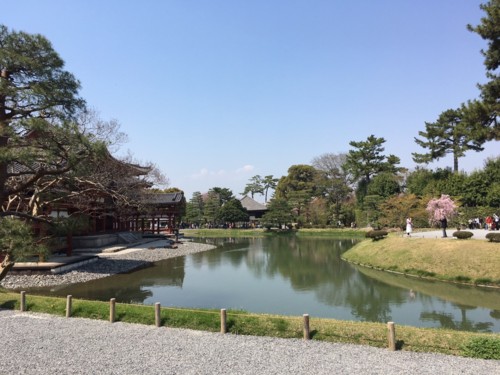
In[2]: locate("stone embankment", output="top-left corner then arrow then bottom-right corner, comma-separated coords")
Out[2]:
0,240 -> 216,290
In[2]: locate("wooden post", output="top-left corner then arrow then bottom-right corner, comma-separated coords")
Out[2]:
110,298 -> 116,323
66,295 -> 72,318
220,309 -> 227,334
155,302 -> 161,327
20,291 -> 26,312
387,321 -> 396,351
303,314 -> 310,340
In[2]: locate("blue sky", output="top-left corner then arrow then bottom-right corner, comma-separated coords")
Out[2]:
3,1 -> 498,201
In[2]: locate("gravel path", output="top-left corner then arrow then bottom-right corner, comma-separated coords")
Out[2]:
0,240 -> 216,290
0,309 -> 498,375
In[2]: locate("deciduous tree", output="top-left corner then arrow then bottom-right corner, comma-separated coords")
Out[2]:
311,152 -> 352,222
426,194 -> 459,225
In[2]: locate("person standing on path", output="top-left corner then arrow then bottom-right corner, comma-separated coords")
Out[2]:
406,217 -> 413,237
440,216 -> 448,238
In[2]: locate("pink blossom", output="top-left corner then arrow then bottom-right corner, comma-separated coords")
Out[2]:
426,194 -> 458,224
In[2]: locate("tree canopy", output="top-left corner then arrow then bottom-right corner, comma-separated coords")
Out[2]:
468,0 -> 500,141
412,108 -> 486,172
0,24 -> 87,209
216,198 -> 249,224
344,135 -> 401,183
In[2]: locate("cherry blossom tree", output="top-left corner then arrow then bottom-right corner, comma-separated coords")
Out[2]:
426,194 -> 458,224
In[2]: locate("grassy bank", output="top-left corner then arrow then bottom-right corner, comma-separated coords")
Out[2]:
182,228 -> 366,238
342,237 -> 500,287
1,289 -> 498,358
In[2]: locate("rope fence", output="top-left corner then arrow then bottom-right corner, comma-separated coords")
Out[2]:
16,291 -> 441,352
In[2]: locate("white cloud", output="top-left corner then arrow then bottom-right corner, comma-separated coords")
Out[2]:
236,165 -> 254,173
191,168 -> 227,179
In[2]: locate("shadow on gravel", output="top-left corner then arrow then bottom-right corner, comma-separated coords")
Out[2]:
0,299 -> 16,309
396,340 -> 405,350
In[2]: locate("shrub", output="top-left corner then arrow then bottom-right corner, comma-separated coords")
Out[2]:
452,231 -> 474,240
485,232 -> 500,242
461,337 -> 500,360
365,230 -> 388,241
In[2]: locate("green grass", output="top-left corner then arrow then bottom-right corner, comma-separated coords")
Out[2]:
342,237 -> 500,287
1,290 -> 498,358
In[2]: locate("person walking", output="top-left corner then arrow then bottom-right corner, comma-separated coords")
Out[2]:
440,216 -> 448,238
406,217 -> 413,237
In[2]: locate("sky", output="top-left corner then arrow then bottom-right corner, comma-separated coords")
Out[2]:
2,1 -> 499,201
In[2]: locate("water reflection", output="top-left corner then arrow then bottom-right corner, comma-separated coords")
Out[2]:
31,236 -> 500,332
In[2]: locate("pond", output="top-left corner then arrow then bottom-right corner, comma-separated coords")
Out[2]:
39,236 -> 500,332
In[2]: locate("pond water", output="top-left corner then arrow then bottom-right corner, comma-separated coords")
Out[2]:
39,236 -> 500,332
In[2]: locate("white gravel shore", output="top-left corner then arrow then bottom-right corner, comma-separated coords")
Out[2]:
0,309 -> 498,375
0,239 -> 216,290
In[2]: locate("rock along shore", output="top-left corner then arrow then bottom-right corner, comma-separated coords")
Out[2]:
0,240 -> 216,290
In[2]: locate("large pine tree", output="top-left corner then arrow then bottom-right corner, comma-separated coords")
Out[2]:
468,0 -> 500,141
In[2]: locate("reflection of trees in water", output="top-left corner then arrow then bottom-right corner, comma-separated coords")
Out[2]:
190,238 -> 252,269
420,305 -> 494,332
141,236 -> 498,331
50,256 -> 187,304
193,236 -> 419,323
247,236 -> 408,322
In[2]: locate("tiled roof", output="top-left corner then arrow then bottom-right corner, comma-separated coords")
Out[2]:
240,196 -> 267,211
142,192 -> 184,205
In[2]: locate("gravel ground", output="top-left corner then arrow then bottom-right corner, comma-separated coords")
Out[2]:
0,240 -> 216,290
0,309 -> 498,375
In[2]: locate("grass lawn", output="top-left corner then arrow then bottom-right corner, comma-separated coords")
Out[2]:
342,236 -> 500,286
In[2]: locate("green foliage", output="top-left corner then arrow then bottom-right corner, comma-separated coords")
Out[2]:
185,191 -> 204,225
413,108 -> 485,172
261,198 -> 293,229
378,193 -> 428,229
461,336 -> 500,360
467,0 -> 500,141
0,24 -> 84,120
405,168 -> 435,196
486,232 -> 500,242
365,230 -> 388,240
366,172 -> 401,198
50,216 -> 89,237
452,231 -> 474,240
0,218 -> 47,261
216,198 -> 249,224
275,165 -> 320,223
345,134 -> 401,183
202,190 -> 223,224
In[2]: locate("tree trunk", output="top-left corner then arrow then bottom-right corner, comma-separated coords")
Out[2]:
453,153 -> 459,173
0,253 -> 15,282
0,70 -> 10,207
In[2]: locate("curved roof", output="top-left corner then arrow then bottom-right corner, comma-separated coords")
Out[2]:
240,196 -> 267,211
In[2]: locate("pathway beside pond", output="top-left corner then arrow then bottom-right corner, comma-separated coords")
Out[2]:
0,309 -> 497,375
